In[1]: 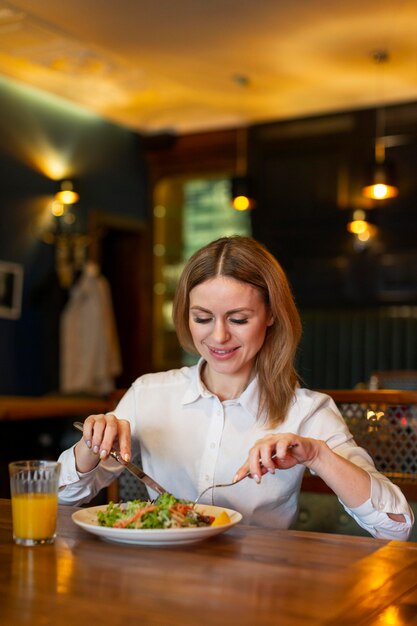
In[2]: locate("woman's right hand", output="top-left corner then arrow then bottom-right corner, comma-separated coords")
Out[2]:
74,413 -> 131,474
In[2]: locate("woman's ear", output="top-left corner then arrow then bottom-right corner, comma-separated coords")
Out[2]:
267,314 -> 274,327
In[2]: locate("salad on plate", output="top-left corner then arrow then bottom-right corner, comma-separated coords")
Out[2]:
96,493 -> 227,530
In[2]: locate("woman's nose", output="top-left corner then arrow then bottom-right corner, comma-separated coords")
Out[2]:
212,320 -> 230,343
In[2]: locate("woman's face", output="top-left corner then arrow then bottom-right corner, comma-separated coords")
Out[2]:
188,276 -> 273,381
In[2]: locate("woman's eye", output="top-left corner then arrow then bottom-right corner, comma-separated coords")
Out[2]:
192,316 -> 248,325
194,317 -> 212,324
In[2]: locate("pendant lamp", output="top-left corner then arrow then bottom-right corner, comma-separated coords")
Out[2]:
362,50 -> 398,201
231,175 -> 254,211
231,127 -> 254,211
362,110 -> 398,200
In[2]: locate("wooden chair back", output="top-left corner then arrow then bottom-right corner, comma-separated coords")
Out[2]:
370,370 -> 417,391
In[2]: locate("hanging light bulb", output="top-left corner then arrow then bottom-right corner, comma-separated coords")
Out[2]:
231,175 -> 254,211
347,209 -> 377,246
362,50 -> 399,201
231,127 -> 255,211
362,119 -> 398,200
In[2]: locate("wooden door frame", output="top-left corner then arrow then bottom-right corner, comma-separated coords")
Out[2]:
88,209 -> 154,381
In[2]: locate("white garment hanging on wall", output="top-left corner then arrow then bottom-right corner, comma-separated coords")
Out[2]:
60,262 -> 122,395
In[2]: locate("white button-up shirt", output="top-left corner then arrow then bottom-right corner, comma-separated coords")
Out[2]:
58,360 -> 414,540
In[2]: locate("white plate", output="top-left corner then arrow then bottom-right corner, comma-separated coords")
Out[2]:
72,503 -> 242,546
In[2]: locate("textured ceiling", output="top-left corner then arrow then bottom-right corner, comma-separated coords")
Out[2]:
0,0 -> 416,134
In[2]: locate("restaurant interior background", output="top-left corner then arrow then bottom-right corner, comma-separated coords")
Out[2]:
0,1 -> 416,533
2,92 -> 415,394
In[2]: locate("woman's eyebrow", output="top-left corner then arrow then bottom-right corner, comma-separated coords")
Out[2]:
190,305 -> 253,314
190,305 -> 212,313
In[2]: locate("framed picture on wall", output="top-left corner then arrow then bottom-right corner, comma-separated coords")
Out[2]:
0,261 -> 23,320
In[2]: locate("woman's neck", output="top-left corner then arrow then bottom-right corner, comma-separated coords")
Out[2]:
201,362 -> 254,401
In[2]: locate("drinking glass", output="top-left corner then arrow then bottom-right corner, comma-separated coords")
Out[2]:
9,460 -> 61,546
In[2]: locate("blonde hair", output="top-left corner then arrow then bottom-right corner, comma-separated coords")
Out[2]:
172,236 -> 302,428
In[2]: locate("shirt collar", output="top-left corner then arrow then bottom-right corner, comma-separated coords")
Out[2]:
182,358 -> 261,421
181,358 -> 206,405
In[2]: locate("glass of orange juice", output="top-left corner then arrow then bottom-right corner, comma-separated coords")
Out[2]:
9,460 -> 61,546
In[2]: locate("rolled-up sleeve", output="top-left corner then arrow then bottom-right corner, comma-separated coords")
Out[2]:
58,444 -> 123,506
297,391 -> 414,540
329,443 -> 414,539
347,496 -> 413,541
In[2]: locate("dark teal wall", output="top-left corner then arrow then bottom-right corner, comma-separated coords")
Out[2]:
0,76 -> 148,395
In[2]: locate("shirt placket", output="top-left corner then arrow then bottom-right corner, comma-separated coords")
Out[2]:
198,399 -> 224,497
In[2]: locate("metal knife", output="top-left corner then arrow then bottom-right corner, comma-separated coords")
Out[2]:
73,421 -> 168,496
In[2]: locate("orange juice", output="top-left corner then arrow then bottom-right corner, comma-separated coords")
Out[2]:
11,493 -> 58,541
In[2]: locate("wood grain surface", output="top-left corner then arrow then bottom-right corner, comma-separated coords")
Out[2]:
1,499 -> 417,625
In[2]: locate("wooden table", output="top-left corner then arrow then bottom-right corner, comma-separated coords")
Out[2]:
1,500 -> 417,625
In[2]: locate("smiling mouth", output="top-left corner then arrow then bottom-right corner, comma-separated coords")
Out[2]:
208,347 -> 239,355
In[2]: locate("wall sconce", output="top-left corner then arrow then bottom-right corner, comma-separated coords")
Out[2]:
362,50 -> 399,201
231,127 -> 255,211
54,179 -> 79,207
50,179 -> 79,227
42,179 -> 88,288
43,179 -> 80,228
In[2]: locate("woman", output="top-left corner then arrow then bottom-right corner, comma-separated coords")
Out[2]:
58,236 -> 413,539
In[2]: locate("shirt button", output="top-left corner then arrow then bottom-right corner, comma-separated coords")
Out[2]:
205,475 -> 210,482
210,442 -> 216,449
378,502 -> 386,510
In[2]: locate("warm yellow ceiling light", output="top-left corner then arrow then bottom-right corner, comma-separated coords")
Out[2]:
231,127 -> 255,211
347,219 -> 368,235
51,200 -> 65,217
55,180 -> 79,205
347,209 -> 377,243
232,194 -> 252,211
362,160 -> 398,200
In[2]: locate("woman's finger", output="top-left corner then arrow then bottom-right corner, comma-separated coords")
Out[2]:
248,445 -> 265,483
98,416 -> 119,459
115,419 -> 131,462
233,461 -> 249,483
83,414 -> 107,454
82,414 -> 124,460
259,442 -> 277,473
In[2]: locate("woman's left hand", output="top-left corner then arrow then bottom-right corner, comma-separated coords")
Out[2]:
234,432 -> 405,525
234,433 -> 324,484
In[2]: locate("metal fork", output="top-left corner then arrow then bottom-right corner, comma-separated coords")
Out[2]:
194,445 -> 298,505
194,472 -> 249,505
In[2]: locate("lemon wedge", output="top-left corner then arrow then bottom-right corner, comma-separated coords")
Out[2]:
211,510 -> 231,526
